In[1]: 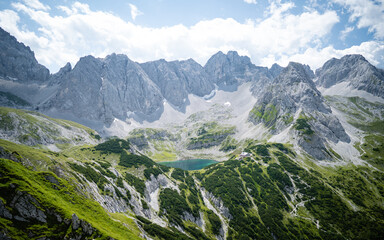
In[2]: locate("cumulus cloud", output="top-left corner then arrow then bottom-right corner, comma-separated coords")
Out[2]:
129,3 -> 142,21
244,0 -> 257,4
340,26 -> 354,41
0,0 -> 382,73
333,0 -> 384,39
264,41 -> 384,70
22,0 -> 50,11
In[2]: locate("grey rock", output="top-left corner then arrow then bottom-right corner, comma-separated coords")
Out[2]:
80,219 -> 94,236
10,191 -> 47,223
183,211 -> 203,228
204,51 -> 272,89
0,27 -> 50,83
141,58 -> 214,110
71,213 -> 80,230
55,213 -> 62,223
205,191 -> 232,220
128,135 -> 149,150
0,198 -> 12,219
249,62 -> 350,160
296,130 -> 329,160
42,53 -> 164,123
0,232 -> 11,240
316,54 -> 384,98
49,62 -> 71,85
187,132 -> 232,150
0,146 -> 21,163
269,63 -> 284,78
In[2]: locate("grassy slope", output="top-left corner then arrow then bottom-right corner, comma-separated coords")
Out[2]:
325,96 -> 384,170
0,158 -> 142,239
1,130 -> 384,239
0,107 -> 101,147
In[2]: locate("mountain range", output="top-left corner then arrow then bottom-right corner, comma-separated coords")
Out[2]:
0,27 -> 384,240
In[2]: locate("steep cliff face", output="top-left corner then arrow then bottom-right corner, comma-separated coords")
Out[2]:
204,51 -> 272,88
316,54 -> 384,98
141,58 -> 214,109
41,54 -> 164,123
0,27 -> 49,83
204,51 -> 277,98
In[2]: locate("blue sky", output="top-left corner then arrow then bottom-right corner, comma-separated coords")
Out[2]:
0,0 -> 383,73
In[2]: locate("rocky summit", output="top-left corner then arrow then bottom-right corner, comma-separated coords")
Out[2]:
1,27 -> 384,240
316,54 -> 384,98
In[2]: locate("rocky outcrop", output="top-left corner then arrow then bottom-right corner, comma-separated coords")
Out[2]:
0,27 -> 49,82
316,54 -> 384,98
205,191 -> 232,220
0,190 -> 100,240
187,132 -> 233,150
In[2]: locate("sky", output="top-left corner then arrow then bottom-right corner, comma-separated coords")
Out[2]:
0,0 -> 383,73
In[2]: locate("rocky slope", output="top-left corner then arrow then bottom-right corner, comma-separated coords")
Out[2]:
0,107 -> 100,148
248,62 -> 350,160
316,54 -> 384,98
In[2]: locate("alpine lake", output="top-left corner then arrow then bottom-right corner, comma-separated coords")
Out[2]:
159,159 -> 218,170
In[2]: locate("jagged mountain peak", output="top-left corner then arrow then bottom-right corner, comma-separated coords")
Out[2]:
140,56 -> 214,109
269,63 -> 283,78
275,62 -> 315,87
316,53 -> 384,98
103,53 -> 131,63
204,50 -> 271,87
49,62 -> 72,85
0,27 -> 50,82
205,50 -> 253,67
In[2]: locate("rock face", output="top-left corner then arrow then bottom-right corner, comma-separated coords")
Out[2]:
0,27 -> 49,82
141,59 -> 214,109
316,54 -> 384,98
249,62 -> 350,159
269,63 -> 284,78
204,51 -> 272,88
41,54 -> 164,123
0,188 -> 98,240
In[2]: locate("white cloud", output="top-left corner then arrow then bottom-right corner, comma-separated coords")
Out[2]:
244,0 -> 257,4
263,41 -> 384,70
22,0 -> 50,11
333,0 -> 384,39
1,0 -> 382,73
129,3 -> 142,21
340,26 -> 354,41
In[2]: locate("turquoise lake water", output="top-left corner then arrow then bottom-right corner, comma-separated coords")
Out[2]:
159,159 -> 218,170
